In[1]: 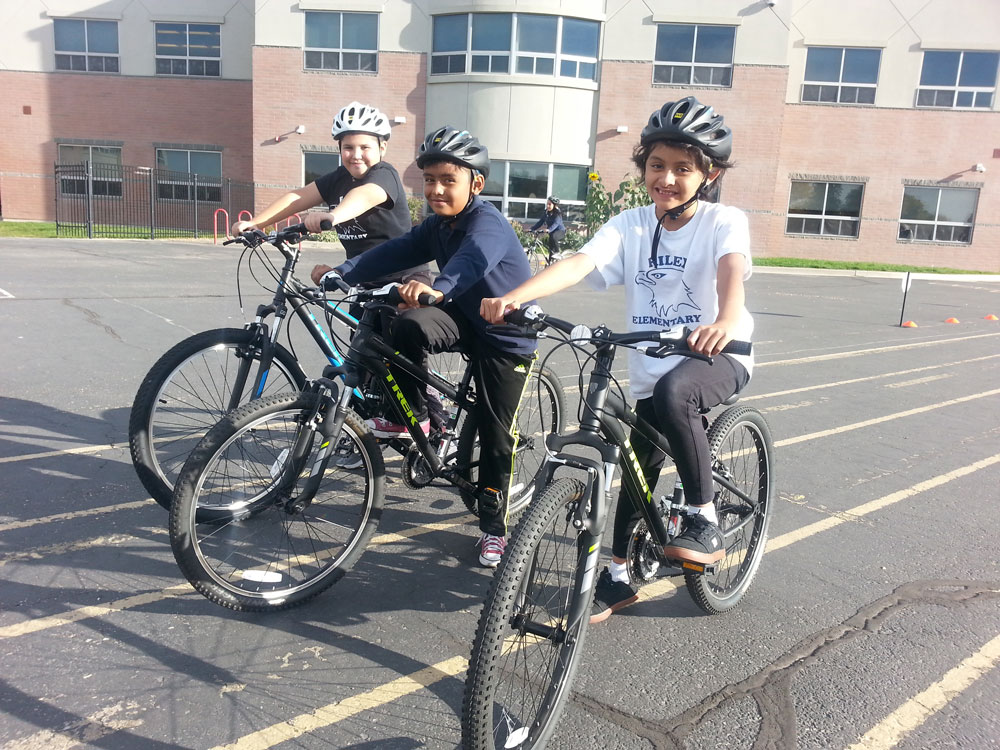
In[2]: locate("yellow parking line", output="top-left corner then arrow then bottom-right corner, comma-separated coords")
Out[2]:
208,656 -> 468,750
0,442 -> 120,464
846,632 -> 1000,749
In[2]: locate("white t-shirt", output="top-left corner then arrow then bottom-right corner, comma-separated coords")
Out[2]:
579,201 -> 754,400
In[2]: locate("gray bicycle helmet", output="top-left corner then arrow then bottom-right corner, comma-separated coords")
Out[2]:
640,96 -> 732,161
547,195 -> 560,205
416,126 -> 490,178
331,101 -> 392,141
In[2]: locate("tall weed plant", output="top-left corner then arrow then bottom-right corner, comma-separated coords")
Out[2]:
584,172 -> 649,236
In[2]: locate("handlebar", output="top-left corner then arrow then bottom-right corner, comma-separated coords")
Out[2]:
316,274 -> 440,308
223,218 -> 335,247
493,305 -> 752,360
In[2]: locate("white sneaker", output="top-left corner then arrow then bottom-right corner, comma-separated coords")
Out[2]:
477,534 -> 507,568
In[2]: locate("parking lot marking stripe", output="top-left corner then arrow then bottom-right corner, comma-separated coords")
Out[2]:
0,442 -> 120,464
0,584 -> 193,639
774,388 -> 1000,448
0,499 -> 154,533
756,332 -> 999,368
0,287 -> 14,299
767,452 -> 1000,552
202,451 -> 1000,750
846,631 -> 1000,750
207,656 -> 468,750
744,354 -> 1000,401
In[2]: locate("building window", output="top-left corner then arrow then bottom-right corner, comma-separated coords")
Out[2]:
156,149 -> 222,202
304,152 -> 341,185
304,11 -> 378,72
786,181 -> 864,238
802,47 -> 880,104
899,186 -> 978,244
57,144 -> 123,196
481,161 -> 589,222
431,13 -> 599,81
54,19 -> 119,73
155,23 -> 221,76
916,50 -> 998,109
654,24 -> 735,87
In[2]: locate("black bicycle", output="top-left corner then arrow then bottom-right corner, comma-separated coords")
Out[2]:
462,306 -> 773,750
128,224 -> 563,516
167,283 -> 565,612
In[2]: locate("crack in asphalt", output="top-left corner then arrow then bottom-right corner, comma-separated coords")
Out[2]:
61,298 -> 123,342
569,579 -> 1000,749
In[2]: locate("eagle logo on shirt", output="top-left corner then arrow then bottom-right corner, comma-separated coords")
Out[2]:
635,269 -> 701,319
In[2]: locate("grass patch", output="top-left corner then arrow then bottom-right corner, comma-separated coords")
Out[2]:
756,256 -> 985,274
0,221 -> 59,238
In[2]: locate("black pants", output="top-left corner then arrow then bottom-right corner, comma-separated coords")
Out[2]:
611,355 -> 749,559
546,229 -> 566,262
390,305 -> 533,536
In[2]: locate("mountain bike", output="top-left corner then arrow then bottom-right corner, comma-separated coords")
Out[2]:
128,224 -> 562,513
523,232 -> 548,275
462,306 -> 773,750
167,284 -> 565,612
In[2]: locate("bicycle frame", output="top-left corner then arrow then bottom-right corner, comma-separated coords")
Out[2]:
532,333 -> 760,637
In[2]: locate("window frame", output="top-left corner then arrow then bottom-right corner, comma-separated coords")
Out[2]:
653,23 -> 736,88
303,151 -> 342,186
303,11 -> 379,73
53,18 -> 120,74
898,185 -> 979,245
430,13 -> 599,82
57,144 -> 124,197
915,50 -> 998,109
785,180 -> 865,239
155,148 -> 223,203
801,46 -> 880,105
155,22 -> 222,77
480,160 -> 589,223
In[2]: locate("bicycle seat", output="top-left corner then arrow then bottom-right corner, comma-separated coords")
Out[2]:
698,390 -> 740,415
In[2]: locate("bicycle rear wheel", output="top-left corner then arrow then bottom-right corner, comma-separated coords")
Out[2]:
686,405 -> 774,614
457,365 -> 565,517
169,392 -> 384,612
463,478 -> 593,750
129,328 -> 305,509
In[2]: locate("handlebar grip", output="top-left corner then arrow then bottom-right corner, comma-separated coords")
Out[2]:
417,292 -> 439,306
721,340 -> 753,356
320,219 -> 333,231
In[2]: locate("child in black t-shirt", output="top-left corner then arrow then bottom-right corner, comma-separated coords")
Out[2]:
231,101 -> 430,287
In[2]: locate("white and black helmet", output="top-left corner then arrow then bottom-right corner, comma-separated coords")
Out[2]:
331,101 -> 392,141
640,96 -> 732,161
416,126 -> 490,178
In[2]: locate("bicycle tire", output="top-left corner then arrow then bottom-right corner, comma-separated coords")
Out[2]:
463,478 -> 593,750
456,365 -> 565,518
686,405 -> 774,614
169,392 -> 384,612
130,328 -> 306,509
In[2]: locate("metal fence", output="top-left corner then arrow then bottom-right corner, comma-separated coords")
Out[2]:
54,161 -> 254,239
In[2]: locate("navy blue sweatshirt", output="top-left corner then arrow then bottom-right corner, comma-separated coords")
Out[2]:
530,210 -> 565,234
335,197 -> 536,356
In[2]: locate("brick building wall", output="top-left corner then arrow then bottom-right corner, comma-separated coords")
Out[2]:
0,70 -> 253,223
249,47 -> 428,212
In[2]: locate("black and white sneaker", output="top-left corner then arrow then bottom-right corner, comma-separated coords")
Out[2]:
590,567 -> 638,624
663,514 -> 725,565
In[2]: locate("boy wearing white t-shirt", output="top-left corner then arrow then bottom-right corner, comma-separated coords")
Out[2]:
481,97 -> 753,622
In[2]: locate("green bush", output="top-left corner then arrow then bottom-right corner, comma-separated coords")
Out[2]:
407,196 -> 425,225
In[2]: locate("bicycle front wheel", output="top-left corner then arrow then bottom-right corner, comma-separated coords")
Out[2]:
463,478 -> 593,750
129,328 -> 306,509
686,405 -> 774,614
457,365 -> 565,517
169,392 -> 384,612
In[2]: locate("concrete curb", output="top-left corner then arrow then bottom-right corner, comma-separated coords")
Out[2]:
753,266 -> 1000,283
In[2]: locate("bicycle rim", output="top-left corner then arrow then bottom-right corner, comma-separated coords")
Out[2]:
148,338 -> 300,497
688,406 -> 773,611
463,478 -> 592,749
172,402 -> 382,610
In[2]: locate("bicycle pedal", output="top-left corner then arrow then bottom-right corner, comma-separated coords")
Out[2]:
678,561 -> 717,575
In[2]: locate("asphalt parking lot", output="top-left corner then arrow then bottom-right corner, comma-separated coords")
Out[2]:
1,236 -> 999,749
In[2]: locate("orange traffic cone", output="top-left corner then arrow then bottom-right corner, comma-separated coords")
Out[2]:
945,317 -> 960,324
901,321 -> 918,328
986,314 -> 999,321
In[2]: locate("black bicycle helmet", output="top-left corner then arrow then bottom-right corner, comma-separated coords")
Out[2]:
416,126 -> 490,178
639,96 -> 732,161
